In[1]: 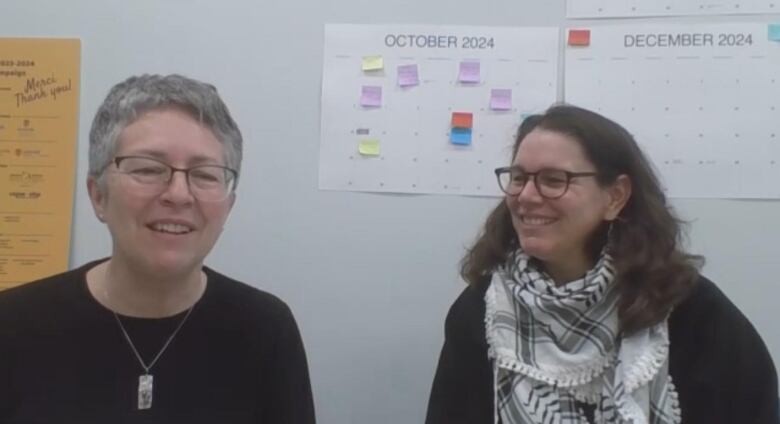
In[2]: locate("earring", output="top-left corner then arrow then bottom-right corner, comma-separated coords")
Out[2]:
606,219 -> 623,248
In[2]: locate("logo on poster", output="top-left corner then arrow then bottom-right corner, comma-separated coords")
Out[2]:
17,119 -> 34,133
9,171 -> 44,186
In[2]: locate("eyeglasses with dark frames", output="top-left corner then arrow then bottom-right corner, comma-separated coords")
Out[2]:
112,156 -> 238,202
494,166 -> 598,199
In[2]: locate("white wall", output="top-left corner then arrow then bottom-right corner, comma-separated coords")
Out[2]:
2,1 -> 777,422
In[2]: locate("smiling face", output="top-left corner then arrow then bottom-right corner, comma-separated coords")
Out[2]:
88,107 -> 235,279
507,128 -> 630,281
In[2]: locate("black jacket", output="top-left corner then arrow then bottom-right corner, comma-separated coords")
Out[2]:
426,277 -> 779,424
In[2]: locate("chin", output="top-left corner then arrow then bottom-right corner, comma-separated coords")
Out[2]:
144,252 -> 202,276
518,237 -> 555,262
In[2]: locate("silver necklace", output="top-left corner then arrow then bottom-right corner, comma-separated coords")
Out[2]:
112,306 -> 195,410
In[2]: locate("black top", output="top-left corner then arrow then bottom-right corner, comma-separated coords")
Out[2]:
0,260 -> 315,424
426,276 -> 779,424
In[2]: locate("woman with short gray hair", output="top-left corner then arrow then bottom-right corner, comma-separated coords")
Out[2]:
0,74 -> 316,424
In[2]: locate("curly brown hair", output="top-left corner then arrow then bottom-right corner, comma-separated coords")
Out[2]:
461,105 -> 703,335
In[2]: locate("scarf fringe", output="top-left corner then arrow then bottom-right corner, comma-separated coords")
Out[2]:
618,396 -> 648,424
667,376 -> 683,424
570,376 -> 608,404
491,348 -> 617,388
622,325 -> 670,393
615,378 -> 682,424
487,281 -> 616,388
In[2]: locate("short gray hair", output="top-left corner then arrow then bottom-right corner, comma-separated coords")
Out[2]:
88,74 -> 243,186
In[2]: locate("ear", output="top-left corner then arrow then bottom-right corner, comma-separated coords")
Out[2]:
604,174 -> 632,221
87,176 -> 107,222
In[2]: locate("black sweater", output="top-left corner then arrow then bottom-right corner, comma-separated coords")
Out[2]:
0,260 -> 315,424
426,277 -> 779,424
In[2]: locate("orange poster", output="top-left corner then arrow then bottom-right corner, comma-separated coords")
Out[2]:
0,38 -> 80,291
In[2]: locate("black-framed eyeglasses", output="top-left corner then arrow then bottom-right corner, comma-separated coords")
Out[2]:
112,156 -> 238,202
494,166 -> 598,199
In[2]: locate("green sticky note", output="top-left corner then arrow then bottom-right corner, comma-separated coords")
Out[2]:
769,24 -> 780,41
358,139 -> 380,156
362,55 -> 384,71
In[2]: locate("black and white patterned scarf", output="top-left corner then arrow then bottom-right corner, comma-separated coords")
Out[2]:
485,249 -> 681,424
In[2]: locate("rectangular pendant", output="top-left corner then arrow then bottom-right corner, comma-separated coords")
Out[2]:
138,374 -> 153,410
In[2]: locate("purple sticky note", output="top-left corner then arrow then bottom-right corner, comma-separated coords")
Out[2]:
360,85 -> 382,107
397,64 -> 419,87
490,89 -> 512,111
458,61 -> 480,83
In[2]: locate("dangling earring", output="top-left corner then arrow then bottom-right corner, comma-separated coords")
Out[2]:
602,220 -> 614,253
606,219 -> 619,248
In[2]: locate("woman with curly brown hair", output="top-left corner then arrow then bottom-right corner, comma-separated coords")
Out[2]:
425,105 -> 778,424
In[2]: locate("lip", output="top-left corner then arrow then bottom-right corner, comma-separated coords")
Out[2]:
146,218 -> 198,234
518,214 -> 557,226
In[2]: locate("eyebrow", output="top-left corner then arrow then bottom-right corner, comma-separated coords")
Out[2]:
123,149 -> 222,165
509,165 -> 598,174
509,165 -> 567,172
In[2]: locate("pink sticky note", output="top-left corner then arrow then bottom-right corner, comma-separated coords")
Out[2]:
458,61 -> 480,83
490,89 -> 512,111
397,64 -> 419,87
360,85 -> 382,107
568,29 -> 591,47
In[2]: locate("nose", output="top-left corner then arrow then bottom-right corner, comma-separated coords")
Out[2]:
159,170 -> 194,204
514,176 -> 543,203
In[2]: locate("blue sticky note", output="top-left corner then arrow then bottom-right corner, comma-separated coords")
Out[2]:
769,24 -> 780,41
450,128 -> 472,145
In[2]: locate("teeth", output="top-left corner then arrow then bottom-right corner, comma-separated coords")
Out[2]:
522,216 -> 555,225
152,223 -> 192,234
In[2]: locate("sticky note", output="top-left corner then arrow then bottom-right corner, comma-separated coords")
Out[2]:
458,61 -> 480,83
490,89 -> 512,111
769,24 -> 780,41
452,112 -> 473,129
568,29 -> 591,47
450,128 -> 472,145
360,85 -> 382,107
362,55 -> 384,71
358,139 -> 380,156
397,64 -> 419,87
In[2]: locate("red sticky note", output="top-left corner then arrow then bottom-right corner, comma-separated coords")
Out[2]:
451,112 -> 473,129
568,29 -> 591,47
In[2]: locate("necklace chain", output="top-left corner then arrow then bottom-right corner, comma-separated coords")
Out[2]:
98,268 -> 202,410
112,306 -> 195,374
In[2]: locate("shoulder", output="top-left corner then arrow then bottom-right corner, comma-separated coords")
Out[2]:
444,283 -> 488,346
201,267 -> 296,324
0,261 -> 100,327
668,276 -> 776,376
669,275 -> 757,339
0,267 -> 80,304
668,278 -> 779,421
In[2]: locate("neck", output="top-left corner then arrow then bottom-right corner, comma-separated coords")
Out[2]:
86,258 -> 206,318
542,254 -> 593,286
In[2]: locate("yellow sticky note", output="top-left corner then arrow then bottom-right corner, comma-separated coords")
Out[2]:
358,139 -> 380,156
362,55 -> 384,71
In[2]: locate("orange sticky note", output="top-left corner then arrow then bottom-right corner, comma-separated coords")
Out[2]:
568,29 -> 591,47
451,112 -> 473,129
